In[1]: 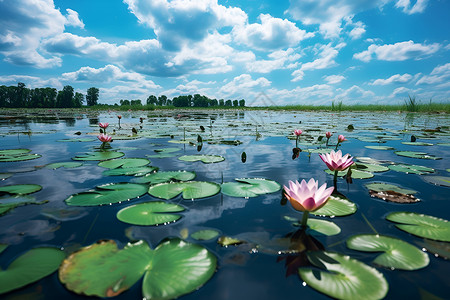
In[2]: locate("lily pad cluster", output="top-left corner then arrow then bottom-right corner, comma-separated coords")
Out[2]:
0,149 -> 41,162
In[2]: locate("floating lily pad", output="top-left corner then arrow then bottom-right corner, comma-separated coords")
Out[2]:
57,138 -> 96,142
355,163 -> 389,173
178,154 -> 225,164
364,145 -> 395,150
98,158 -> 150,169
0,195 -> 48,216
102,166 -> 158,177
217,236 -> 245,246
292,218 -> 341,236
0,184 -> 42,195
325,169 -> 374,179
191,229 -> 220,241
312,195 -> 357,217
306,148 -> 333,154
0,247 -> 65,294
0,149 -> 41,162
386,212 -> 450,242
365,183 -> 417,195
117,201 -> 185,226
401,142 -> 433,146
148,181 -> 220,200
147,148 -> 181,158
299,251 -> 388,300
65,183 -> 147,206
389,164 -> 435,175
58,238 -> 216,299
134,171 -> 196,184
221,178 -> 281,198
416,239 -> 450,260
73,151 -> 124,161
346,234 -> 429,270
395,151 -> 441,160
45,162 -> 83,169
422,176 -> 450,187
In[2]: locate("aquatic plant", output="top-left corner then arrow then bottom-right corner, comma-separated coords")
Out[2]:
97,134 -> 112,149
319,150 -> 354,187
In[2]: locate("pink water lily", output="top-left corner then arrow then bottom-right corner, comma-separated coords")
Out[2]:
97,134 -> 112,143
99,122 -> 109,129
284,179 -> 334,213
338,134 -> 346,143
326,132 -> 332,138
294,129 -> 303,136
319,150 -> 354,171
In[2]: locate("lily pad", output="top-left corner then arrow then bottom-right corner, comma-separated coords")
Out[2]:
346,234 -> 429,270
221,178 -> 281,198
191,229 -> 220,241
102,166 -> 158,177
148,181 -> 220,200
416,239 -> 450,260
312,195 -> 357,217
386,212 -> 450,242
72,151 -> 124,161
147,148 -> 181,158
355,163 -> 389,173
0,247 -> 65,294
45,162 -> 83,169
364,145 -> 395,150
365,183 -> 417,195
57,138 -> 96,142
178,154 -> 225,164
299,251 -> 388,300
117,201 -> 185,226
0,184 -> 42,195
98,158 -> 150,169
325,169 -> 374,179
0,149 -> 41,162
58,238 -> 216,299
0,195 -> 48,216
422,176 -> 450,187
389,164 -> 435,175
0,173 -> 12,180
366,183 -> 419,203
292,218 -> 341,236
134,171 -> 196,184
401,142 -> 433,146
395,151 -> 441,160
65,183 -> 148,206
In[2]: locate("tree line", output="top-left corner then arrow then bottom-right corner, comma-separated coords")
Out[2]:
119,94 -> 245,107
0,83 -> 99,108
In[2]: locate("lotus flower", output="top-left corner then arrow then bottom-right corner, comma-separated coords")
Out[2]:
99,122 -> 109,129
326,132 -> 332,138
97,134 -> 112,143
294,129 -> 302,136
284,179 -> 334,213
319,150 -> 354,171
117,115 -> 122,119
338,134 -> 346,143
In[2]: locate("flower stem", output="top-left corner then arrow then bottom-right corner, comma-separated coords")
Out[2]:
301,211 -> 309,228
333,170 -> 338,188
296,136 -> 299,148
335,142 -> 339,150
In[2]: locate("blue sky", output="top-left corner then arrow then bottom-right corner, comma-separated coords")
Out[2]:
0,0 -> 449,106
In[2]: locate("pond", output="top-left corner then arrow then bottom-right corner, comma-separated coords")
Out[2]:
0,109 -> 449,300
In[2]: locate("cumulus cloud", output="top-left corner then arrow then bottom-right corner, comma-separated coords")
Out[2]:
395,0 -> 429,14
0,75 -> 63,89
232,14 -> 313,50
354,40 -> 440,62
324,75 -> 345,84
65,9 -> 85,28
246,48 -> 301,73
371,73 -> 413,85
218,74 -> 271,99
416,63 -> 450,85
335,85 -> 375,101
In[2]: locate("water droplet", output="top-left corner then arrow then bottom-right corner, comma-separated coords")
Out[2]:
390,267 -> 395,271
434,254 -> 439,257
302,282 -> 307,287
422,248 -> 427,252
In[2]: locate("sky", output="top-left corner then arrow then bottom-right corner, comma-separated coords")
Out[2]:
0,0 -> 449,106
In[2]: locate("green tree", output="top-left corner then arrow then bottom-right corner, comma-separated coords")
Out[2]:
73,92 -> 84,108
158,95 -> 167,106
232,100 -> 238,107
219,99 -> 224,106
57,85 -> 74,107
146,95 -> 157,105
239,99 -> 245,107
86,87 -> 99,106
225,99 -> 232,107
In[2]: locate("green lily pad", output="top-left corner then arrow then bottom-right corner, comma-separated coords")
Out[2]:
191,229 -> 220,241
133,171 -> 196,184
325,169 -> 374,179
45,162 -> 83,169
221,178 -> 281,198
0,173 -> 12,180
346,234 -> 429,270
0,149 -> 41,162
365,182 -> 417,195
178,154 -> 225,164
0,184 -> 42,195
422,176 -> 450,187
117,201 -> 185,226
147,148 -> 181,158
0,247 -> 65,294
389,164 -> 435,175
217,236 -> 245,246
98,158 -> 150,169
57,138 -> 96,142
292,218 -> 341,236
312,195 -> 357,217
364,145 -> 395,150
148,181 -> 220,200
355,163 -> 389,173
395,151 -> 441,160
102,166 -> 158,177
416,239 -> 450,260
306,148 -> 333,154
401,142 -> 433,146
58,238 -> 216,299
65,183 -> 148,206
386,212 -> 450,242
299,251 -> 388,300
0,195 -> 48,216
72,151 -> 125,161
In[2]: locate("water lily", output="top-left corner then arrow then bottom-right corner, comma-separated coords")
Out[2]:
98,134 -> 112,149
319,150 -> 354,187
99,122 -> 109,134
325,131 -> 332,146
117,115 -> 122,128
335,134 -> 347,150
294,129 -> 302,147
284,179 -> 334,227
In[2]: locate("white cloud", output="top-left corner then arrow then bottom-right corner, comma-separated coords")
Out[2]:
265,84 -> 334,105
335,85 -> 375,101
246,48 -> 301,73
218,74 -> 271,99
371,73 -> 413,85
0,75 -> 62,90
324,75 -> 346,84
416,63 -> 450,85
354,40 -> 440,62
232,14 -> 313,50
395,0 -> 429,14
392,86 -> 411,96
65,9 -> 85,28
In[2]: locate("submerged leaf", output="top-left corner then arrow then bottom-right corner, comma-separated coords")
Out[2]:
191,229 -> 220,241
45,162 -> 83,169
422,176 -> 450,187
